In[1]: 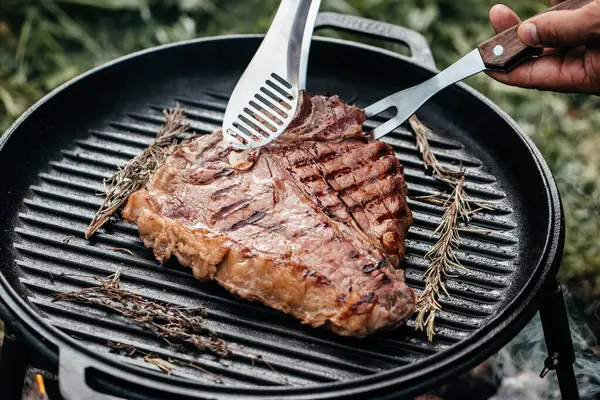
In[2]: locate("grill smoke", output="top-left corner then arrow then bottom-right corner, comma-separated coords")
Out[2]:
490,290 -> 600,400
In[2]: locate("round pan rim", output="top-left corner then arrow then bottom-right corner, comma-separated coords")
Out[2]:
0,34 -> 564,399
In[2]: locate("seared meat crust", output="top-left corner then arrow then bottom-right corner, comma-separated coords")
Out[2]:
123,93 -> 415,337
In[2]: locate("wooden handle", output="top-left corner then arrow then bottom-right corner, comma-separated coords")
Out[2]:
477,0 -> 593,70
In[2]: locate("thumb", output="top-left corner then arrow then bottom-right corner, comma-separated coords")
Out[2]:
518,1 -> 600,48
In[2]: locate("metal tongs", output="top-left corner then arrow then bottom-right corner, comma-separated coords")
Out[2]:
365,0 -> 591,139
222,0 -> 322,150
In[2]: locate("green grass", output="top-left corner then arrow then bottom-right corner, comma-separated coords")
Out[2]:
2,0 -> 600,320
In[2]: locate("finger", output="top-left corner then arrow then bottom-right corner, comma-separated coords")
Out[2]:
490,4 -> 521,34
518,1 -> 600,48
486,49 -> 600,93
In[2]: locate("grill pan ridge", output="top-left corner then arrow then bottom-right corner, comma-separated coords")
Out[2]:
0,14 -> 564,400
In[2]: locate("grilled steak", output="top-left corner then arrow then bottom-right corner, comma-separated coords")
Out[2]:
123,92 -> 415,337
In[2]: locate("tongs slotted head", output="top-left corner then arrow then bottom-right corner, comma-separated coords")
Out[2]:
223,0 -> 322,150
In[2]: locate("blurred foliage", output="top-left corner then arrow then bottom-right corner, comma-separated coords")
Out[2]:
1,0 -> 600,314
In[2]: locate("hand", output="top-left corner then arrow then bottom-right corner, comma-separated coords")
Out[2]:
486,0 -> 600,94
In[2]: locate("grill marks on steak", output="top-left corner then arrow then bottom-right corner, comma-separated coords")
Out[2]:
273,139 -> 412,263
123,93 -> 415,337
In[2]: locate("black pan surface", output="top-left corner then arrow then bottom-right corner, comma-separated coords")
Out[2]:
0,17 -> 563,400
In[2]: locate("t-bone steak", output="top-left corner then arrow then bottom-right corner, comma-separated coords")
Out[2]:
123,92 -> 415,337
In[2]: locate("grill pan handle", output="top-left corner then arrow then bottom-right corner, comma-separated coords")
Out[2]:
59,347 -> 123,400
314,12 -> 436,70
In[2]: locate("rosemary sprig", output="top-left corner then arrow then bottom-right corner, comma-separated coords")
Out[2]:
55,269 -> 289,384
108,342 -> 224,383
85,106 -> 193,238
408,115 -> 491,341
414,175 -> 472,340
54,268 -> 230,357
408,115 -> 462,179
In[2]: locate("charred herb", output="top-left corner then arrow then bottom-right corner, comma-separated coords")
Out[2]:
106,247 -> 135,257
55,270 -> 291,384
145,356 -> 175,375
86,107 -> 196,239
61,235 -> 74,243
169,359 -> 224,384
108,342 -> 139,356
108,341 -> 224,383
54,269 -> 230,357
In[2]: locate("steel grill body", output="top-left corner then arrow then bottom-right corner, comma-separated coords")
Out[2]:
0,31 -> 565,400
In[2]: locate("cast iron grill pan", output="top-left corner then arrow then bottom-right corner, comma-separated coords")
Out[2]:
0,14 -> 563,399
